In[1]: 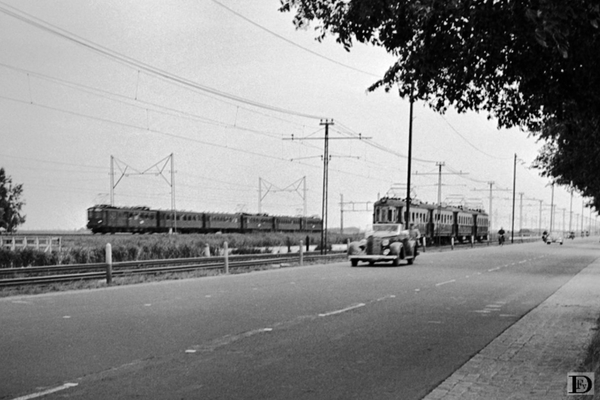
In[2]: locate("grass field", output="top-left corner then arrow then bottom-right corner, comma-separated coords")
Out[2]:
1,231 -> 361,268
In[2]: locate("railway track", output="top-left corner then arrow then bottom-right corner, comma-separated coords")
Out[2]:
0,236 -> 540,288
0,252 -> 346,287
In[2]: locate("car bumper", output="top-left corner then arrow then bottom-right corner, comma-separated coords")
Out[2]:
348,255 -> 399,262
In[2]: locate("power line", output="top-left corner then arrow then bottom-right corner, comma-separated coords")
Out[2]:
0,94 -> 397,186
438,114 -> 513,161
334,122 -> 438,164
0,62 -> 305,142
210,0 -> 381,78
0,2 -> 329,120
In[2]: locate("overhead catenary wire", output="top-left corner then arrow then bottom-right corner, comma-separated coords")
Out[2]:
438,114 -> 513,161
210,0 -> 381,79
0,2 -> 329,120
0,61 -> 411,174
0,92 -> 401,186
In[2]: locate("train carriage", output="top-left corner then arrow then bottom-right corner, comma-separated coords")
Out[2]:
455,209 -> 474,242
87,205 -> 323,235
301,216 -> 323,233
407,204 -> 436,241
274,216 -> 302,231
158,211 -> 204,233
87,205 -> 159,233
127,208 -> 160,233
433,208 -> 455,244
203,212 -> 241,232
474,211 -> 489,242
241,214 -> 275,232
372,197 -> 488,245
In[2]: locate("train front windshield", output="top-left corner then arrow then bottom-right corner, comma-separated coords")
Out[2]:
89,209 -> 103,219
372,224 -> 402,234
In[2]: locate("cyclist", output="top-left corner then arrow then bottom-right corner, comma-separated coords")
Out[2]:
498,227 -> 506,246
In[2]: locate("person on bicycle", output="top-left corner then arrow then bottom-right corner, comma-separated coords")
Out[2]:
498,227 -> 506,245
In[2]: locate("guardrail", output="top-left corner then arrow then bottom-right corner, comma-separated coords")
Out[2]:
0,241 -> 346,287
0,236 -> 545,288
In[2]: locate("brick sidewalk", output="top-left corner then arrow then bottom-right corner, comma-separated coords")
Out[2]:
422,258 -> 600,400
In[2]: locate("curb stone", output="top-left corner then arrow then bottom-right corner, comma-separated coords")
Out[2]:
422,257 -> 600,400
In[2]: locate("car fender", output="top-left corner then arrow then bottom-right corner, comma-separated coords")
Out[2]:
389,241 -> 403,256
347,241 -> 364,256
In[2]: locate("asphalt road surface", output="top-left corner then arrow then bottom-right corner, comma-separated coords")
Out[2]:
1,238 -> 598,399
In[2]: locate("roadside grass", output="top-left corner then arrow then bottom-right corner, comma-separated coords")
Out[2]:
0,254 -> 348,298
572,315 -> 600,399
0,232 -> 360,268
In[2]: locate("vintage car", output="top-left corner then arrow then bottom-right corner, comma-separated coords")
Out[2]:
347,223 -> 417,267
545,231 -> 564,245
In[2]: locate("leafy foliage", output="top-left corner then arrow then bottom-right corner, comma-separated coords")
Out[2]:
280,0 -> 600,209
0,168 -> 26,232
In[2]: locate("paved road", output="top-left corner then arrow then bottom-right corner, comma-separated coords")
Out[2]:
1,238 -> 597,399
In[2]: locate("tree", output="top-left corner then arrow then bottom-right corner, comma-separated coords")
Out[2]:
0,168 -> 26,232
280,0 -> 600,206
281,1 -> 600,128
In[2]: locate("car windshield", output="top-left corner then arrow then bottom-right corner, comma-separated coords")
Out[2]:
372,224 -> 401,234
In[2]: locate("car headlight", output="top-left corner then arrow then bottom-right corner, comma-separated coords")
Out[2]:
383,248 -> 390,255
382,239 -> 390,246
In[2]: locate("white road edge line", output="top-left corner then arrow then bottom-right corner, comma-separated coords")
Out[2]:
11,383 -> 78,400
319,303 -> 366,317
435,279 -> 456,287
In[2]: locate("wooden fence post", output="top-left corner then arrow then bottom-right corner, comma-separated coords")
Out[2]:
105,243 -> 112,285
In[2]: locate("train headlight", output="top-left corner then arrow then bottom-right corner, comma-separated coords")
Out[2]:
382,239 -> 390,247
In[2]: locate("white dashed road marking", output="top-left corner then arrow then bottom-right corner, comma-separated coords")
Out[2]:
319,303 -> 366,317
11,383 -> 78,400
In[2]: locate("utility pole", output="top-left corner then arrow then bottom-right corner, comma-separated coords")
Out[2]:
171,153 -> 176,232
488,182 -> 494,230
405,89 -> 414,228
415,162 -> 469,244
589,205 -> 593,235
519,192 -> 524,232
110,155 -> 115,206
550,182 -> 555,232
511,154 -> 517,243
569,187 -> 574,233
320,119 -> 332,254
436,162 -> 444,245
581,198 -> 585,236
538,199 -> 543,234
340,193 -> 343,235
284,121 -> 370,254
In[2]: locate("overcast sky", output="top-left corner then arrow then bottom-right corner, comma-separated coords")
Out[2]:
0,0 -> 589,232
